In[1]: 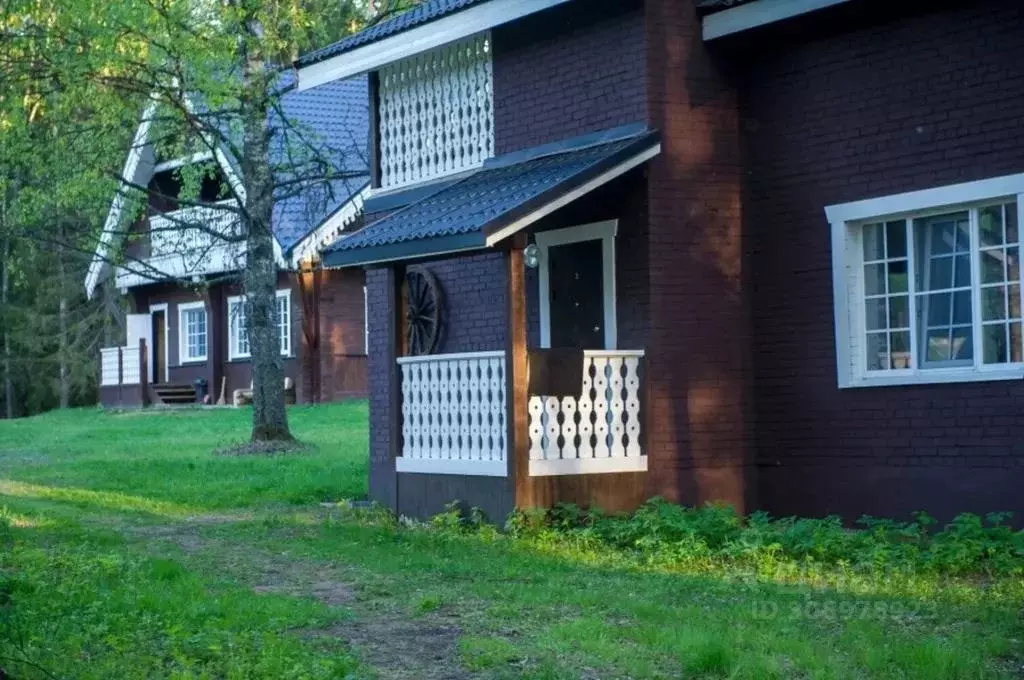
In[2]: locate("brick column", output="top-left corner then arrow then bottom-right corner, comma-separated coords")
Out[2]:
367,266 -> 398,510
644,1 -> 756,512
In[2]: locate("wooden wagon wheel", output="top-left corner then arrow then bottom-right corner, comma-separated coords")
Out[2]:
405,265 -> 443,356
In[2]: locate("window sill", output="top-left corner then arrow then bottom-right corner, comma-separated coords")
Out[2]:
844,367 -> 1024,389
179,358 -> 208,366
228,354 -> 293,364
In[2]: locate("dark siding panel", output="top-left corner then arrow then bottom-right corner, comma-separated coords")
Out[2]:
492,0 -> 646,155
396,473 -> 514,523
743,0 -> 1024,520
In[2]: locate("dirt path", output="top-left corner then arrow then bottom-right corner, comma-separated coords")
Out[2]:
125,517 -> 474,680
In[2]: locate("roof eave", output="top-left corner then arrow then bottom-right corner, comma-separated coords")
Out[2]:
296,0 -> 574,91
702,0 -> 854,40
321,231 -> 487,268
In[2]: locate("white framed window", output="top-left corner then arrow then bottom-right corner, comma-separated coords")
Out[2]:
227,295 -> 249,360
377,32 -> 494,189
177,301 -> 208,363
363,285 -> 369,355
227,289 -> 291,360
276,289 -> 292,357
826,173 -> 1024,388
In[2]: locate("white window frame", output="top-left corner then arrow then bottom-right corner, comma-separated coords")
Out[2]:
363,284 -> 369,355
826,172 -> 1024,388
227,294 -> 249,360
277,289 -> 292,357
177,301 -> 208,364
227,290 -> 292,360
535,220 -> 618,350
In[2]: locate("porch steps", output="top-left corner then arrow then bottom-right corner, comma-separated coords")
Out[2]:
153,383 -> 197,405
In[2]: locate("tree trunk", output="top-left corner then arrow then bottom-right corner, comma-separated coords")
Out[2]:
1,224 -> 12,420
240,20 -> 292,442
57,223 -> 70,409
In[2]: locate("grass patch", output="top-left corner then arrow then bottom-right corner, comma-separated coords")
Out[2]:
1,403 -> 1022,679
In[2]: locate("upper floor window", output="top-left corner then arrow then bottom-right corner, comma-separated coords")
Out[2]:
378,33 -> 494,190
826,174 -> 1024,388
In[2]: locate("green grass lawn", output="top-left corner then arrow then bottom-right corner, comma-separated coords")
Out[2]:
1,404 -> 1022,679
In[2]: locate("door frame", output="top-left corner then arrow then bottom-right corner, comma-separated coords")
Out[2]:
149,303 -> 170,383
535,219 -> 618,350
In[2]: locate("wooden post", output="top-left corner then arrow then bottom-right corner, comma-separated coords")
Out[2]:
506,243 -> 530,507
139,338 -> 149,407
117,346 -> 124,405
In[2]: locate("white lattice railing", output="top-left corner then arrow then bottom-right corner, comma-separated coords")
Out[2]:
149,201 -> 240,259
378,32 -> 494,189
100,346 -> 142,386
397,351 -> 507,477
528,350 -> 647,477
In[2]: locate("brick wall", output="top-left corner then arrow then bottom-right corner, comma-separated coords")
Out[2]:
492,0 -> 646,155
740,0 -> 1024,520
644,0 -> 755,512
431,252 -> 508,354
366,266 -> 397,508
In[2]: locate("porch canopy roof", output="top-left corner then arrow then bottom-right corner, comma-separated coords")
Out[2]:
321,123 -> 661,268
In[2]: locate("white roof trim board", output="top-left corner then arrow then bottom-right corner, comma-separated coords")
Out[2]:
702,0 -> 853,40
297,0 -> 573,91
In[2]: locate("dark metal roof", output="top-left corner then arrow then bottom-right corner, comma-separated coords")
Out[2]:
271,76 -> 370,251
322,124 -> 659,267
297,0 -> 491,67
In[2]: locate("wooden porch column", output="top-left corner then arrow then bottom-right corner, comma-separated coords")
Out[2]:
506,243 -> 530,506
139,338 -> 149,407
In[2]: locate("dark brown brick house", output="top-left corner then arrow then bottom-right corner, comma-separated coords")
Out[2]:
87,76 -> 370,407
295,0 -> 1024,521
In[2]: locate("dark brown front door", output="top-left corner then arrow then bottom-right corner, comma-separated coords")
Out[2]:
548,238 -> 605,349
152,310 -> 166,383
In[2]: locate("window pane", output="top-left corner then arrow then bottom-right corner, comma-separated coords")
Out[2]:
925,330 -> 950,362
886,221 -> 907,258
1010,284 -> 1021,319
864,264 -> 885,296
951,326 -> 973,361
863,223 -> 885,261
981,249 -> 1004,284
953,254 -> 971,287
888,260 -> 908,293
928,256 -> 953,288
866,332 -> 888,371
865,298 -> 887,331
952,290 -> 972,325
980,205 -> 1004,248
1012,323 -> 1023,363
1007,203 -> 1019,244
924,292 -> 951,326
983,323 -> 1008,364
929,220 -> 955,255
1008,247 -> 1020,282
982,285 -> 1006,321
890,331 -> 911,368
889,295 -> 909,329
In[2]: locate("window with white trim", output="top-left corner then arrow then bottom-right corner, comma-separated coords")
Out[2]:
227,290 -> 291,360
228,295 -> 249,359
377,32 -> 494,189
827,174 -> 1024,387
276,289 -> 292,357
178,301 -> 208,363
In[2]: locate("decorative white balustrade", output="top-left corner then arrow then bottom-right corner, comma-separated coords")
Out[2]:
100,345 -> 142,386
378,32 -> 494,189
149,201 -> 240,259
397,351 -> 507,477
528,350 -> 647,477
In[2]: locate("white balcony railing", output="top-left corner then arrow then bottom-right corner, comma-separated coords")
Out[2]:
115,201 -> 243,288
528,350 -> 647,476
100,345 -> 142,386
397,351 -> 507,477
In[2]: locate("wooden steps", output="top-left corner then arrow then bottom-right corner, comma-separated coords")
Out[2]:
153,383 -> 197,405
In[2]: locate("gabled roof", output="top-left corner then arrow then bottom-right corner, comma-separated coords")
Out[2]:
85,74 -> 369,297
298,0 -> 490,67
323,124 -> 660,268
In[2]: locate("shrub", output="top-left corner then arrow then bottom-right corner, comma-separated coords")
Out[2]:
500,499 -> 1024,578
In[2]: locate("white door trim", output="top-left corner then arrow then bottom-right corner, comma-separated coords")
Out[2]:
535,220 -> 617,350
148,303 -> 170,383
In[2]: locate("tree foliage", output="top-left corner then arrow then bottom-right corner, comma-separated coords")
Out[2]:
0,0 -> 387,427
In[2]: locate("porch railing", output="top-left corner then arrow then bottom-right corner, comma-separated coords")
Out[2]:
100,343 -> 144,386
528,350 -> 647,476
397,351 -> 507,477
